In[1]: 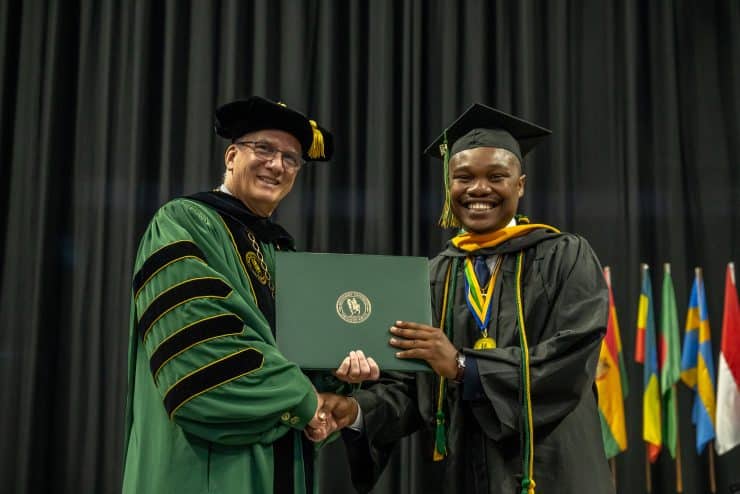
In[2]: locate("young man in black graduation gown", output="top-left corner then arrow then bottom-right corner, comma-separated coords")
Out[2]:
322,104 -> 615,494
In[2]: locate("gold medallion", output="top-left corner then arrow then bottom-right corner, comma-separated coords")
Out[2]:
245,251 -> 268,285
473,337 -> 496,350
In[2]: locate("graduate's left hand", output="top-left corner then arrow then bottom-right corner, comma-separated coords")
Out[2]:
390,321 -> 458,379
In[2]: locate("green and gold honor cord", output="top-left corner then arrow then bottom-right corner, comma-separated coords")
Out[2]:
515,251 -> 536,494
433,257 -> 459,461
433,250 -> 536,494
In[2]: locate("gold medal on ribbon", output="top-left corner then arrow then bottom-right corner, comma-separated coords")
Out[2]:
463,256 -> 503,351
474,337 -> 496,349
473,330 -> 496,349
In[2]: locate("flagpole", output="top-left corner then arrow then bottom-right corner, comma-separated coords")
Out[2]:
708,447 -> 717,493
672,383 -> 683,493
608,457 -> 616,488
645,444 -> 652,493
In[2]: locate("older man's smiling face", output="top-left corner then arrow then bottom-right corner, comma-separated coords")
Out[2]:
224,129 -> 302,217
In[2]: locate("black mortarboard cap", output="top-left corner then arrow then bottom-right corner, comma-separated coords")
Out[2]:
423,103 -> 551,163
426,103 -> 550,228
214,96 -> 334,162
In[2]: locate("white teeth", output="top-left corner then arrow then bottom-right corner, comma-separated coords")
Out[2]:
467,202 -> 492,210
259,176 -> 279,185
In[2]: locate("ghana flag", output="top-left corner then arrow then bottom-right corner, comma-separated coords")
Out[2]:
597,267 -> 628,458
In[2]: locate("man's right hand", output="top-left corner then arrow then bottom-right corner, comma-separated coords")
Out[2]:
304,390 -> 329,442
320,392 -> 359,429
304,393 -> 359,442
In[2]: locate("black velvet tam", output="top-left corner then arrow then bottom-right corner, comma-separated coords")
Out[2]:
214,96 -> 333,162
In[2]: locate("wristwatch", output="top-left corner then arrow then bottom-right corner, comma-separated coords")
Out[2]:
454,351 -> 466,383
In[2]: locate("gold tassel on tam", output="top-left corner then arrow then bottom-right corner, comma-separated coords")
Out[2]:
308,120 -> 325,159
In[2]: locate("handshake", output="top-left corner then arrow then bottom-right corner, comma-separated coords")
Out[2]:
305,350 -> 380,443
302,321 -> 459,442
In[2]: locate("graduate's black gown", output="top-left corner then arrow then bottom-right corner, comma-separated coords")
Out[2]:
343,229 -> 615,494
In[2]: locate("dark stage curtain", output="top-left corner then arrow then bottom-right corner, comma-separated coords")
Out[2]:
1,1 -> 738,493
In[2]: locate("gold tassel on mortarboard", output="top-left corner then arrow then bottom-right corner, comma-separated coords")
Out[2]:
308,119 -> 325,159
438,131 -> 460,229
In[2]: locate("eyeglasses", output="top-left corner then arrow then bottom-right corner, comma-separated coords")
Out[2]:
234,140 -> 304,170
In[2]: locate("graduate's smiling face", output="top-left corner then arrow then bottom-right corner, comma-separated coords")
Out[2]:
449,146 -> 526,234
224,129 -> 302,217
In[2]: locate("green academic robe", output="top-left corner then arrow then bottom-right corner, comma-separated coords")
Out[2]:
344,229 -> 615,494
123,191 -> 322,494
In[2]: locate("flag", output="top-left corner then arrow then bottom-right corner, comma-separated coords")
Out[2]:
716,262 -> 740,455
680,269 -> 716,454
635,274 -> 647,364
638,265 -> 662,462
659,265 -> 681,458
596,267 -> 628,458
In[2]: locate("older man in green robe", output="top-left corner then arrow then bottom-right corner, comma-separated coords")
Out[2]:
122,97 -> 374,494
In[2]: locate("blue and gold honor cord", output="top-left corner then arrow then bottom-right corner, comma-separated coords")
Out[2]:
463,256 -> 503,349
